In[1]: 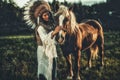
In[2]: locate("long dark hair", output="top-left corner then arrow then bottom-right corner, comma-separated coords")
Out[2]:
39,11 -> 56,32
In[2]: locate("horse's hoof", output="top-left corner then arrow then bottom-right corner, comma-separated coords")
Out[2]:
67,75 -> 73,80
77,76 -> 81,80
99,66 -> 104,70
72,75 -> 81,80
85,67 -> 90,70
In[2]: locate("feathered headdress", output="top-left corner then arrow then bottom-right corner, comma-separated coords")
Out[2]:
23,0 -> 51,29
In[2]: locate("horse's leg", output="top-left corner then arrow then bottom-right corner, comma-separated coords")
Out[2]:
86,44 -> 99,70
86,48 -> 92,70
73,49 -> 81,80
99,43 -> 104,68
97,34 -> 104,69
65,54 -> 73,79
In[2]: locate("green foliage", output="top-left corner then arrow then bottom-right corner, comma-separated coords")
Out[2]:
0,31 -> 120,80
0,35 -> 37,80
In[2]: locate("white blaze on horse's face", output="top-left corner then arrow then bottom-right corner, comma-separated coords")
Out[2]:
59,15 -> 65,27
55,5 -> 69,27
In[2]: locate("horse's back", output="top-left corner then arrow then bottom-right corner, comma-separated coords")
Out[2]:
80,19 -> 103,32
77,19 -> 104,50
83,19 -> 104,45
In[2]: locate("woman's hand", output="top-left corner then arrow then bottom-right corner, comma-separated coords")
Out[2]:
51,26 -> 61,39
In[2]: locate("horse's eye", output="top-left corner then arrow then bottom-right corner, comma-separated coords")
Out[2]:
63,17 -> 69,24
63,29 -> 67,32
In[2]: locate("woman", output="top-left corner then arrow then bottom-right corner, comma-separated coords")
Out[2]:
36,9 -> 58,80
24,1 -> 58,80
35,4 -> 58,80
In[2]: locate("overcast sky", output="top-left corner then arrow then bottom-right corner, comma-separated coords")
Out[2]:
13,0 -> 106,8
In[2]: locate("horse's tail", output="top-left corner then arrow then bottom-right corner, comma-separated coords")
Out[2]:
85,19 -> 104,38
85,19 -> 104,43
86,20 -> 104,40
85,19 -> 104,61
90,44 -> 99,60
84,19 -> 102,31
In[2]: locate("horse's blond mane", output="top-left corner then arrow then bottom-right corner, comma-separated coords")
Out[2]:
55,5 -> 69,16
69,11 -> 78,33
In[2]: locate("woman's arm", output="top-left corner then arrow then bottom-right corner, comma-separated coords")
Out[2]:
37,26 -> 48,42
51,26 -> 61,39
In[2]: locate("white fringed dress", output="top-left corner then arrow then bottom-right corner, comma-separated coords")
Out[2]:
37,25 -> 57,80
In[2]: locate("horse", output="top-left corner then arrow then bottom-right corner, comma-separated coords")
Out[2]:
53,5 -> 104,80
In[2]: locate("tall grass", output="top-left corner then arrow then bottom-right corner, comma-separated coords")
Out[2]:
0,31 -> 120,80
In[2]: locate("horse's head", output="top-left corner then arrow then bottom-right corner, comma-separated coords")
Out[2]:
54,5 -> 77,45
54,5 -> 69,44
54,5 -> 71,27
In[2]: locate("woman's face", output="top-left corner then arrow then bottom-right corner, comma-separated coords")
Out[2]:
42,12 -> 49,21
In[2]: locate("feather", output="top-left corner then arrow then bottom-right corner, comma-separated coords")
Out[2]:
23,0 -> 51,29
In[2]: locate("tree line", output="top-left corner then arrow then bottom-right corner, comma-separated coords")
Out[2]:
0,0 -> 120,35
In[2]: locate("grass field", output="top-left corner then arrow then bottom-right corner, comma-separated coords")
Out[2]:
0,31 -> 120,80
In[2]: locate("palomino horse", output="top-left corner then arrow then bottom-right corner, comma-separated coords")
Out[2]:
53,5 -> 104,80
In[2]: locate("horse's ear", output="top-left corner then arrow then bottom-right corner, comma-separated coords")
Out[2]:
54,1 -> 60,12
69,6 -> 73,11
